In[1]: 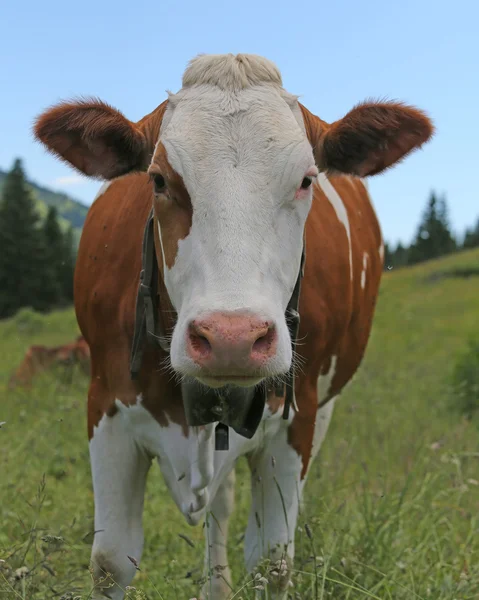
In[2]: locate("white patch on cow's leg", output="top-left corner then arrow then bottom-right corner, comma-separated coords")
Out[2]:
242,360 -> 338,599
299,366 -> 336,548
201,468 -> 236,600
317,173 -> 353,280
89,410 -> 151,600
244,424 -> 302,600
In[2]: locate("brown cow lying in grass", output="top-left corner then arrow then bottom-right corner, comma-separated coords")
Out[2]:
9,336 -> 90,389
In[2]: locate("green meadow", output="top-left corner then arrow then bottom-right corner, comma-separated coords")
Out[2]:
1,249 -> 478,599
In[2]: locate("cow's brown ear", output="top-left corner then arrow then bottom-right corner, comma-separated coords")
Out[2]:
300,100 -> 434,177
33,99 -> 149,180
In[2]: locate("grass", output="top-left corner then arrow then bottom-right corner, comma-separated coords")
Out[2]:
1,248 -> 479,599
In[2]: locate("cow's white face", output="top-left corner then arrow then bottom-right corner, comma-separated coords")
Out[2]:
150,83 -> 317,388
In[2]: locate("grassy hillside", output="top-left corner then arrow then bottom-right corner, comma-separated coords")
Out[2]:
0,168 -> 89,246
1,249 -> 478,599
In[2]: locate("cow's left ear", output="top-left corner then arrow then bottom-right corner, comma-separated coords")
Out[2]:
33,99 -> 166,180
300,101 -> 434,177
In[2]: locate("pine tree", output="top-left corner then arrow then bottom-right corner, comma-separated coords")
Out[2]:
408,192 -> 456,265
436,195 -> 457,254
59,225 -> 76,303
0,159 -> 59,318
463,217 -> 479,249
393,242 -> 409,267
383,241 -> 393,270
43,205 -> 66,302
383,241 -> 408,269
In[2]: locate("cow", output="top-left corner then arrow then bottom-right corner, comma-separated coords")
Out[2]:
33,53 -> 433,599
9,336 -> 90,389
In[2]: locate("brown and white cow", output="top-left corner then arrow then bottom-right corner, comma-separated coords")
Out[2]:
34,54 -> 433,599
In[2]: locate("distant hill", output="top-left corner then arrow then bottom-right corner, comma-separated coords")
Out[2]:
0,168 -> 89,246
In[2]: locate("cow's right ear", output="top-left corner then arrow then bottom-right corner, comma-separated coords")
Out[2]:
33,99 -> 151,180
299,100 -> 434,178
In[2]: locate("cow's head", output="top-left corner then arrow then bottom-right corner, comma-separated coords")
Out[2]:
34,54 -> 433,390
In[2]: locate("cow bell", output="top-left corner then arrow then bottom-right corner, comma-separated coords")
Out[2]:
181,380 -> 267,451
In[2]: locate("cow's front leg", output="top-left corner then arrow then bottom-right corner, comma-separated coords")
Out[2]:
88,409 -> 151,600
244,424 -> 303,600
244,399 -> 335,599
201,468 -> 236,600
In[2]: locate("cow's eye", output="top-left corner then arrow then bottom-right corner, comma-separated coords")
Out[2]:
152,174 -> 166,194
300,177 -> 312,190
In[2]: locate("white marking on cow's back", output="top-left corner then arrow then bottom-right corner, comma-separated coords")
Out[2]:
361,252 -> 369,289
317,173 -> 353,280
93,181 -> 111,202
379,241 -> 385,263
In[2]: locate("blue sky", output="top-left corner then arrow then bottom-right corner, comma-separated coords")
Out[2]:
1,0 -> 477,246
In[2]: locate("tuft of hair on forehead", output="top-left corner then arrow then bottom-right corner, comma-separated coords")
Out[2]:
182,53 -> 283,91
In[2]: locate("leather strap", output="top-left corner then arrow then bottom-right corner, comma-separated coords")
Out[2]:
130,209 -> 169,380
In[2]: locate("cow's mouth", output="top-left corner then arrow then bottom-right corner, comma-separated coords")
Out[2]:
196,374 -> 264,389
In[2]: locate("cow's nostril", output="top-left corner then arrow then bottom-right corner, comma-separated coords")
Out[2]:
187,315 -> 278,368
252,326 -> 276,355
189,332 -> 212,356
